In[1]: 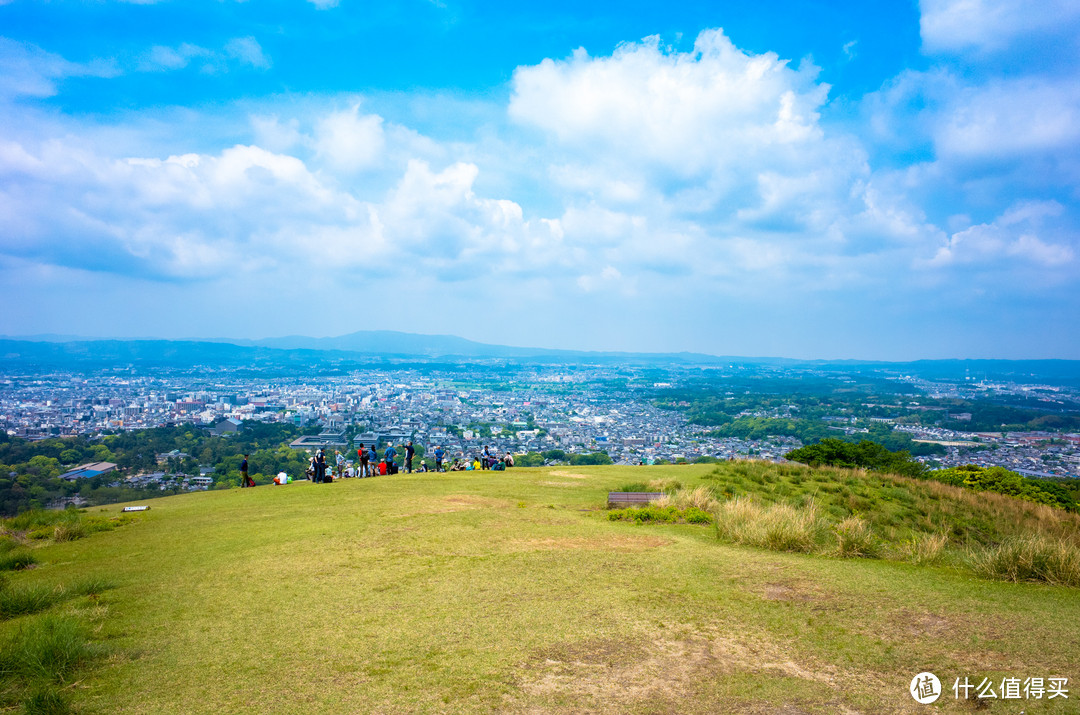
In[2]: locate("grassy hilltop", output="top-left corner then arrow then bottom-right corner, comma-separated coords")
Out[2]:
2,463 -> 1079,714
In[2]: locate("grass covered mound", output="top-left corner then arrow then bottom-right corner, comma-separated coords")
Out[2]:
0,463 -> 1077,714
786,437 -> 1077,511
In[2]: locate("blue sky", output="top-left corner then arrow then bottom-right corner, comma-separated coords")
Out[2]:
1,0 -> 1078,360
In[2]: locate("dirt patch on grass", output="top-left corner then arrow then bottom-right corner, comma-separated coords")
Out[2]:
515,629 -> 858,713
895,609 -> 950,637
508,535 -> 672,552
761,581 -> 833,607
390,494 -> 512,517
538,481 -> 578,488
548,470 -> 590,479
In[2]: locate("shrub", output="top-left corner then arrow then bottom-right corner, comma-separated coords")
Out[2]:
646,479 -> 682,493
970,535 -> 1080,587
607,505 -> 711,525
832,517 -> 879,558
683,507 -> 713,524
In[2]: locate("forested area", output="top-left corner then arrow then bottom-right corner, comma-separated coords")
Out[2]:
0,423 -> 312,516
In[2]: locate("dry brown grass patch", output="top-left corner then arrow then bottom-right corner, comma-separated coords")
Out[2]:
516,628 -> 852,713
508,535 -> 672,552
548,470 -> 590,479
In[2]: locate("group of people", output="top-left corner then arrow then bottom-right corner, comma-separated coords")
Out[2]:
301,442 -> 515,483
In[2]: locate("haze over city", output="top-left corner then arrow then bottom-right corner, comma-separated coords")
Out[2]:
1,0 -> 1078,360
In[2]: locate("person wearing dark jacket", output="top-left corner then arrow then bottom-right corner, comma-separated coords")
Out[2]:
241,454 -> 254,487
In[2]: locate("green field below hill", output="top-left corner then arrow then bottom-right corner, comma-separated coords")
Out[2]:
2,464 -> 1079,714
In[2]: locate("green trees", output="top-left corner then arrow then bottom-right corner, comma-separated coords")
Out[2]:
785,438 -> 926,477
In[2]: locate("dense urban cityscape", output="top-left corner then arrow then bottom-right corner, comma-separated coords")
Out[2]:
3,357 -> 1078,499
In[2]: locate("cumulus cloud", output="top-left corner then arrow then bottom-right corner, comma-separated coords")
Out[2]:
926,201 -> 1074,267
510,30 -> 830,179
314,105 -> 386,172
2,22 -> 1077,353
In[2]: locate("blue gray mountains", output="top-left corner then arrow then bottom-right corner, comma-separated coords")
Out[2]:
0,332 -> 1078,384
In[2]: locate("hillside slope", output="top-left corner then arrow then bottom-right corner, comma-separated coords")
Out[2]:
4,465 -> 1079,714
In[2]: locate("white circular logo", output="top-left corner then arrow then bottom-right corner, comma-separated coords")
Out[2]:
910,672 -> 942,704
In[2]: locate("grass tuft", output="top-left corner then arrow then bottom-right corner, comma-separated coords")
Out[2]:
899,532 -> 949,565
50,524 -> 85,544
0,615 -> 105,684
68,577 -> 116,599
0,583 -> 64,621
714,498 -> 827,553
0,550 -> 37,572
832,516 -> 879,559
970,535 -> 1080,587
21,686 -> 75,715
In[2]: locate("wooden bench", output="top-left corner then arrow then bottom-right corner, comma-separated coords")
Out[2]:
607,492 -> 665,508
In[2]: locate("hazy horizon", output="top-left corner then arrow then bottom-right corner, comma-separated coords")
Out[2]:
2,1 -> 1078,361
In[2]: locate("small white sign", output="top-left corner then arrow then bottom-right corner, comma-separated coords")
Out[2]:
122,505 -> 150,512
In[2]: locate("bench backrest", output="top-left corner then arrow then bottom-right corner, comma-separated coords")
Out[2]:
607,492 -> 665,507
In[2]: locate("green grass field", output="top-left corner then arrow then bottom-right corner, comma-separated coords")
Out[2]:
3,464 -> 1079,714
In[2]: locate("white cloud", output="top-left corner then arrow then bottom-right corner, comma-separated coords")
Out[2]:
0,38 -> 118,98
314,105 -> 386,172
933,78 -> 1080,159
926,201 -> 1074,267
141,43 -> 212,72
140,37 -> 271,73
225,37 -> 271,70
920,0 -> 1080,53
509,30 -> 830,180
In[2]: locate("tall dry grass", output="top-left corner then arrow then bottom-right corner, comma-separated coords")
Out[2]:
899,532 -> 949,565
654,486 -> 719,513
832,516 -> 879,558
970,535 -> 1080,587
714,497 -> 826,553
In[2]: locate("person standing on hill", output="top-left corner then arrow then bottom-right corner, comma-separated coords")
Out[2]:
358,443 -> 369,477
368,445 -> 378,475
384,444 -> 397,474
335,450 -> 345,479
405,441 -> 415,473
241,454 -> 255,488
434,445 -> 445,472
315,449 -> 328,483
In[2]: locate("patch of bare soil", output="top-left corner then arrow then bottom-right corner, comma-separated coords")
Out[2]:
761,581 -> 834,608
895,609 -> 950,637
538,481 -> 578,488
511,627 -> 873,714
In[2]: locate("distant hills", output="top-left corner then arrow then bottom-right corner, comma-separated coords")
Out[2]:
0,331 -> 1078,384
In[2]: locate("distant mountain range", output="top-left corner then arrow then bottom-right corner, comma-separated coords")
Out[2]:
1,331 -> 1078,384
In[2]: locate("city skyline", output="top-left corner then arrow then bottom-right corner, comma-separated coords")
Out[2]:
1,0 -> 1078,361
